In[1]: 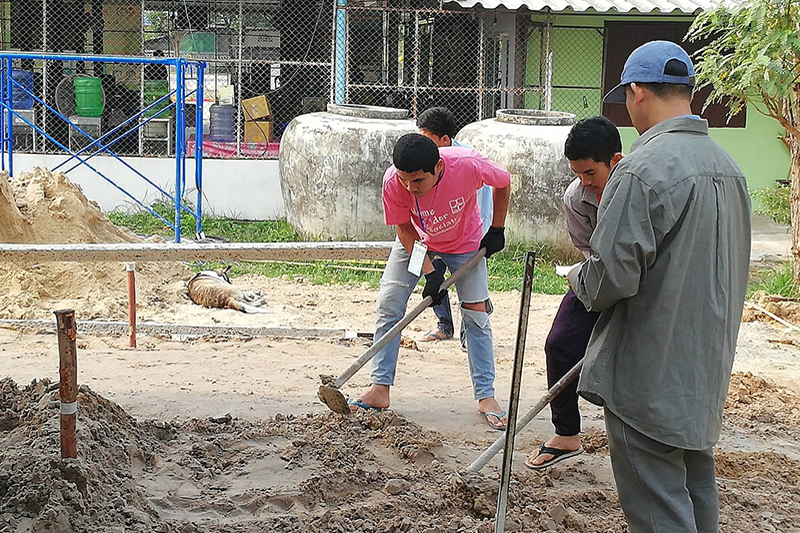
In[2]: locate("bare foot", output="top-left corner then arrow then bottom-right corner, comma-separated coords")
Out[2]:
528,434 -> 581,466
349,384 -> 391,412
477,397 -> 507,430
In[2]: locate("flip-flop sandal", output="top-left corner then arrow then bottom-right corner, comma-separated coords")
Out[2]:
347,399 -> 386,412
420,329 -> 453,342
480,410 -> 507,431
524,445 -> 584,470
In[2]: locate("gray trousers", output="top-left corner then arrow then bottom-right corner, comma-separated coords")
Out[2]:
604,408 -> 719,533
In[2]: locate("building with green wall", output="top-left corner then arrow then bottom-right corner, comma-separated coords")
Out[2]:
451,0 -> 790,195
541,12 -> 788,194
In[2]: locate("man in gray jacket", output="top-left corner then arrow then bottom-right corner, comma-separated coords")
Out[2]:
569,41 -> 751,533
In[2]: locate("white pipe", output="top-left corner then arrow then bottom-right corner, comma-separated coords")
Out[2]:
0,241 -> 393,262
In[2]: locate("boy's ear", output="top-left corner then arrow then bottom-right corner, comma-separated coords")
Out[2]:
610,152 -> 624,167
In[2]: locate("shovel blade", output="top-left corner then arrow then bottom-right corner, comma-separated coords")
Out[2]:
318,384 -> 350,415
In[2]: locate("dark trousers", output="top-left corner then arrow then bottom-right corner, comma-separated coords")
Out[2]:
544,289 -> 600,436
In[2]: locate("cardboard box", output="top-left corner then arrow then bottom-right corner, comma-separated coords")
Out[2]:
242,95 -> 272,121
244,120 -> 273,143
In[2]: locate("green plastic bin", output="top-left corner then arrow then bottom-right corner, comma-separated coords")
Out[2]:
73,77 -> 104,117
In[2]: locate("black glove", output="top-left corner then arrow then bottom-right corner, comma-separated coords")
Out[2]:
422,269 -> 446,306
480,226 -> 505,258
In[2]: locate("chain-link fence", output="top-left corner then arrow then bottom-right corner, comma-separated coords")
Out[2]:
1,0 -> 603,158
339,3 -> 604,130
0,0 -> 331,159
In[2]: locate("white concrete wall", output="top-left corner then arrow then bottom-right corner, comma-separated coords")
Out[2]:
12,153 -> 286,220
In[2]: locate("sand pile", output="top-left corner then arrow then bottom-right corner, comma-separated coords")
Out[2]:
0,168 -> 189,320
2,377 -> 799,533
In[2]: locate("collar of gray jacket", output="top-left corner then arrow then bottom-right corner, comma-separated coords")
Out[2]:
631,116 -> 709,153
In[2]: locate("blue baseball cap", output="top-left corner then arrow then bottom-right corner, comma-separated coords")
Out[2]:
603,41 -> 695,104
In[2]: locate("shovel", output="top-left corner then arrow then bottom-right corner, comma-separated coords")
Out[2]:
319,248 -> 487,414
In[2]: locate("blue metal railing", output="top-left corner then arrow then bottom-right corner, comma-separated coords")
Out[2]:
0,52 -> 206,243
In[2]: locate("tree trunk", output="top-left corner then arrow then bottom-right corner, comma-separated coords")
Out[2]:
791,134 -> 800,285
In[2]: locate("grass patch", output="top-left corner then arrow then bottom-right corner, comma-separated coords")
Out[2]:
108,202 -> 302,242
748,262 -> 799,299
109,204 -> 570,294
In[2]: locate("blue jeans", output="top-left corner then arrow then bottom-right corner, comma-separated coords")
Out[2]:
431,184 -> 492,343
372,240 -> 496,400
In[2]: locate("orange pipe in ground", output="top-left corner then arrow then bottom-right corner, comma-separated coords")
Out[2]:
55,309 -> 78,459
126,263 -> 136,348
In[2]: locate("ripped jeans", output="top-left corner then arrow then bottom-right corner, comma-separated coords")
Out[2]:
371,240 -> 496,400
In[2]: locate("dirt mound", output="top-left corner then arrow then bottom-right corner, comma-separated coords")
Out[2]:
0,168 -> 189,320
743,291 -> 800,326
0,377 -> 161,533
725,372 -> 800,438
715,450 -> 800,532
2,377 -> 799,532
0,377 -> 625,533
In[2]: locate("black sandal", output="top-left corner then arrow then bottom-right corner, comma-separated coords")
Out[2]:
524,444 -> 584,470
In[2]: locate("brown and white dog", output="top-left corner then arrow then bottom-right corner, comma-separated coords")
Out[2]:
187,266 -> 267,314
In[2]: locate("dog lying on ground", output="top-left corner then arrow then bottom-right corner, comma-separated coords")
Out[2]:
187,266 -> 267,314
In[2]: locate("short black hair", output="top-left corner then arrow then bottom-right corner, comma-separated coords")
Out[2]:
634,83 -> 693,100
564,116 -> 622,164
393,133 -> 440,174
416,107 -> 458,139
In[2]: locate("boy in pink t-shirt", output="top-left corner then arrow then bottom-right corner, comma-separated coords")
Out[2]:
350,133 -> 512,430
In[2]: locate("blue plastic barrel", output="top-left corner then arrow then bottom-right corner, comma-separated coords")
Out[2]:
11,70 -> 34,109
209,104 -> 236,142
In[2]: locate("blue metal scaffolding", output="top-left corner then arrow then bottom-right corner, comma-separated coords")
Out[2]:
0,52 -> 206,243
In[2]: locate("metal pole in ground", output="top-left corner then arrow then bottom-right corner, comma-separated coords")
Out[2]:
126,263 -> 136,348
494,251 -> 536,533
55,309 -> 78,459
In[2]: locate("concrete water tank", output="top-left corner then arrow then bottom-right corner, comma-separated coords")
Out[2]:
279,104 -> 417,240
456,109 -> 576,248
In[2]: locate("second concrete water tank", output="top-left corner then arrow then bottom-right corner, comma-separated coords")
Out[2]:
279,104 -> 417,240
457,109 -> 576,248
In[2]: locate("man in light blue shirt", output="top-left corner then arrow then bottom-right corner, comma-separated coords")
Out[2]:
416,107 -> 492,351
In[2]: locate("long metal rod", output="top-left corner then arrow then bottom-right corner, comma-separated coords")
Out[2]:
42,0 -> 48,152
139,0 -> 145,155
329,0 -> 338,104
1,58 -> 5,172
346,83 -> 545,94
477,13 -> 485,121
55,309 -> 78,459
5,58 -> 12,176
334,249 -> 486,389
412,11 -> 420,118
236,0 -> 243,156
174,60 -> 184,243
543,16 -> 553,112
0,51 -> 203,67
467,358 -> 584,473
195,64 -> 205,237
0,241 -> 394,262
494,251 -> 536,533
